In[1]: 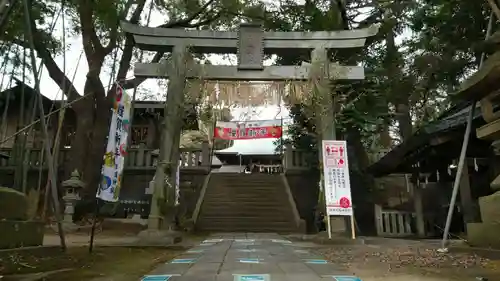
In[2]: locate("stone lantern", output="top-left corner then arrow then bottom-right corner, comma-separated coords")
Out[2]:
61,170 -> 85,223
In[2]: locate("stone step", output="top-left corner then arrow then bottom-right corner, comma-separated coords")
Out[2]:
196,173 -> 299,233
204,187 -> 283,193
197,215 -> 293,221
203,189 -> 287,196
211,176 -> 282,180
201,199 -> 289,206
212,183 -> 284,186
199,213 -> 291,220
208,182 -> 283,188
196,220 -> 296,232
197,218 -> 296,229
200,202 -> 289,210
201,200 -> 291,207
201,207 -> 292,215
209,179 -> 282,184
195,225 -> 297,233
203,193 -> 288,200
211,173 -> 282,178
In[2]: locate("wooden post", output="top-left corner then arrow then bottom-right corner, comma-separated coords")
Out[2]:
137,143 -> 145,167
459,161 -> 476,230
201,141 -> 210,167
374,204 -> 383,236
284,143 -> 293,169
148,44 -> 188,230
412,181 -> 426,237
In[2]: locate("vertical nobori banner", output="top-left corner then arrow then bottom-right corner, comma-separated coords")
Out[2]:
97,85 -> 131,202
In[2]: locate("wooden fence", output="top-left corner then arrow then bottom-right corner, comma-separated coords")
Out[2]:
374,204 -> 436,237
374,204 -> 413,237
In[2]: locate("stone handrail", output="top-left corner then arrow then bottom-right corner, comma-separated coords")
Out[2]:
191,172 -> 212,224
0,145 -> 210,170
283,146 -> 310,170
280,174 -> 303,230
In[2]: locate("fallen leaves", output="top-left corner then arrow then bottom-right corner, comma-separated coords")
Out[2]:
316,243 -> 494,277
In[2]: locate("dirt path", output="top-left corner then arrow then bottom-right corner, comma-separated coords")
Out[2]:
43,233 -> 138,247
315,243 -> 499,281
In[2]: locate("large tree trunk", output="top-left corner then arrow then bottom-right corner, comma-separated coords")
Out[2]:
67,73 -> 112,198
384,21 -> 413,142
67,98 -> 94,179
82,96 -> 112,198
395,101 -> 413,141
346,126 -> 377,235
379,124 -> 392,148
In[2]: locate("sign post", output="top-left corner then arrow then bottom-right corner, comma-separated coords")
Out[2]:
321,140 -> 355,239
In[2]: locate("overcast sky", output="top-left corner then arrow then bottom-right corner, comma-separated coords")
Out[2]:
29,1 -> 294,153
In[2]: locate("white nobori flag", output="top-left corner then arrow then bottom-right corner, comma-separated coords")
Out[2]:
96,85 -> 131,202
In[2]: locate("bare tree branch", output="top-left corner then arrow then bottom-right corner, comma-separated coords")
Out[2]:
120,0 -> 222,90
18,20 -> 81,102
113,0 -> 147,85
77,0 -> 104,59
162,0 -> 217,28
103,0 -> 143,55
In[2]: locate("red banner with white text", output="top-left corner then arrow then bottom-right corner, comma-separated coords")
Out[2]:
214,120 -> 283,140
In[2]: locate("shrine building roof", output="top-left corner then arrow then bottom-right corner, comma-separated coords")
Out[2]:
367,104 -> 490,177
453,51 -> 500,102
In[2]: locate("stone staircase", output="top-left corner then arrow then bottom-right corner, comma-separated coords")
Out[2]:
195,173 -> 303,233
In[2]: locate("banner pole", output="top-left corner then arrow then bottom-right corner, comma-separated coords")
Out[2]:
88,198 -> 100,253
350,214 -> 356,239
327,213 -> 332,239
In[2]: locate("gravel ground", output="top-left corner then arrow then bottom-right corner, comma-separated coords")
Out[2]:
315,243 -> 500,281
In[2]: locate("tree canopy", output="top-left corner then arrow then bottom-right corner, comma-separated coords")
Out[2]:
0,0 -> 493,197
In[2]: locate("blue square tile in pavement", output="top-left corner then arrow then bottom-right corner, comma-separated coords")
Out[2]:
303,259 -> 328,264
141,275 -> 172,281
332,276 -> 362,281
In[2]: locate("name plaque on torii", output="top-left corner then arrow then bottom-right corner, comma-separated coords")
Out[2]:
121,21 -> 378,81
237,23 -> 264,70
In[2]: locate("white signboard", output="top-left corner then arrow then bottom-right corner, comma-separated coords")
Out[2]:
322,140 -> 352,216
96,85 -> 131,202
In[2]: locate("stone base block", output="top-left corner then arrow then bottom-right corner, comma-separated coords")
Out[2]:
135,229 -> 183,246
479,192 -> 500,224
467,222 -> 500,248
298,219 -> 307,234
311,231 -> 363,245
0,220 -> 44,249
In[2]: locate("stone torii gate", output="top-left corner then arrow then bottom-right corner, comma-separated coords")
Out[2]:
121,21 -> 378,237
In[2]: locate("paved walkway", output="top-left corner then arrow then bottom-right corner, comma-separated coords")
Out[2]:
142,233 -> 361,281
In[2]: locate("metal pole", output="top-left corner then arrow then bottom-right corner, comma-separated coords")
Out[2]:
88,198 -> 100,253
439,11 -> 494,250
440,104 -> 475,249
